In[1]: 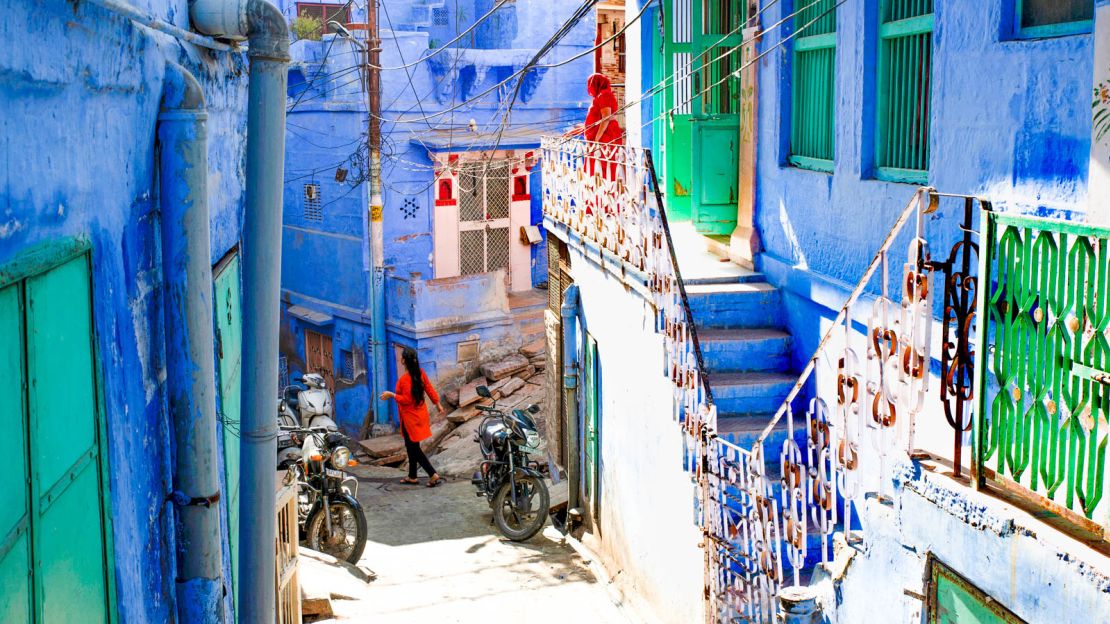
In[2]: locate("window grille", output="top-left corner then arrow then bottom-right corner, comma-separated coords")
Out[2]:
456,160 -> 512,278
1014,0 -> 1092,39
875,0 -> 933,184
432,7 -> 448,26
339,349 -> 354,381
295,3 -> 351,38
789,0 -> 837,171
303,183 -> 322,222
673,52 -> 693,115
278,355 -> 289,394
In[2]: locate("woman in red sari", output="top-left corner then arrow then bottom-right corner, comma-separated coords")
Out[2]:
583,72 -> 624,180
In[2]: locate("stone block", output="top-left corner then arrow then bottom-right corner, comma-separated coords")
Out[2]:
458,376 -> 489,407
520,338 -> 546,358
358,434 -> 405,459
445,400 -> 491,425
500,377 -> 526,397
444,389 -> 460,408
481,354 -> 530,381
512,365 -> 536,382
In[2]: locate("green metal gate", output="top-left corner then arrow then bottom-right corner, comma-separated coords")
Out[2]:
0,249 -> 115,623
974,212 -> 1110,534
214,252 -> 242,613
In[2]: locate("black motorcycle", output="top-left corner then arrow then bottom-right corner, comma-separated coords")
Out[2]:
471,386 -> 551,541
279,425 -> 368,563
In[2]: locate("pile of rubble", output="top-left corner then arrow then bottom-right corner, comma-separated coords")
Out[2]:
358,339 -> 547,478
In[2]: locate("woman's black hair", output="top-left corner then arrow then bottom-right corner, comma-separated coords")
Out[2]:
402,347 -> 425,406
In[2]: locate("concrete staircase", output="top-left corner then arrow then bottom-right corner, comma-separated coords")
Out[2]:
678,228 -> 826,580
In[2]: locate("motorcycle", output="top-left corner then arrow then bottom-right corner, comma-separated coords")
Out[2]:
279,424 -> 368,564
470,385 -> 551,541
278,373 -> 341,467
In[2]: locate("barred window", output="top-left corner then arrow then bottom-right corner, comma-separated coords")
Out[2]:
1014,0 -> 1092,39
875,0 -> 933,184
789,0 -> 837,172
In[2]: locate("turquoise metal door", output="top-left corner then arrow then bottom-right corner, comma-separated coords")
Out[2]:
214,252 -> 242,611
0,253 -> 114,623
583,336 -> 600,518
0,284 -> 31,623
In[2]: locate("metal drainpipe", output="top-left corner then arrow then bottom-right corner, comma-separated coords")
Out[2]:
158,61 -> 224,623
190,0 -> 290,619
560,284 -> 581,516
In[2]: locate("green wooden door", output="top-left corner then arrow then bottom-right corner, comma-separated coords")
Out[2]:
583,336 -> 599,515
0,284 -> 31,623
0,254 -> 114,623
214,253 -> 242,612
662,0 -> 695,221
690,0 -> 743,235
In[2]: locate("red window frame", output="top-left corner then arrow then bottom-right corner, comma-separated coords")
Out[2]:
296,2 -> 352,37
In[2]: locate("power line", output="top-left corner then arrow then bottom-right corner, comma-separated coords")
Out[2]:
370,0 -> 514,71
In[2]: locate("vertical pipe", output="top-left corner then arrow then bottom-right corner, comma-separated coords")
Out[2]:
561,284 -> 581,514
158,61 -> 224,623
239,2 -> 290,621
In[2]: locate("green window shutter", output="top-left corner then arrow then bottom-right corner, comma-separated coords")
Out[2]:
0,284 -> 32,623
875,0 -> 933,184
789,0 -> 837,171
1014,0 -> 1093,39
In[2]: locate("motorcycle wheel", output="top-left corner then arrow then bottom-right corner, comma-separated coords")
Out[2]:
492,475 -> 550,542
305,498 -> 368,564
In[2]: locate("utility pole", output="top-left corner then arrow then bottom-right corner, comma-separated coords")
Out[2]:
366,0 -> 389,425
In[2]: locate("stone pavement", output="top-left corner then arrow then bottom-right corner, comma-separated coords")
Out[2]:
323,465 -> 633,623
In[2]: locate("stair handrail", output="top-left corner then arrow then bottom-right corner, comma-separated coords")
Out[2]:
754,187 -> 931,444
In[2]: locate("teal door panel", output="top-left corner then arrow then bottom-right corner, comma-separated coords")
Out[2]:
0,284 -> 31,623
25,258 -> 97,490
36,467 -> 107,624
583,336 -> 599,515
214,253 -> 242,608
692,119 -> 740,235
23,255 -> 110,623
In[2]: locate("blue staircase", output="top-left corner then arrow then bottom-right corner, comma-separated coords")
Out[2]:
682,252 -> 828,581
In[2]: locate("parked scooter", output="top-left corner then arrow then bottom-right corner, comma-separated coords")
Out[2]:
278,373 -> 340,466
280,424 -> 367,563
470,386 -> 550,541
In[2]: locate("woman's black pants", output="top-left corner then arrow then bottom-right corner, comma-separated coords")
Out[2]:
401,425 -> 437,479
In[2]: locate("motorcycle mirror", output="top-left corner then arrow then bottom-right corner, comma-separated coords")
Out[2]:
528,404 -> 540,414
476,385 -> 492,398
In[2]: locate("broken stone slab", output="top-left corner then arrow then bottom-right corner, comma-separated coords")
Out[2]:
371,452 -> 406,467
444,389 -> 460,408
500,377 -> 526,397
488,377 -> 511,394
480,354 -> 530,381
458,377 -> 489,407
512,365 -> 536,383
520,339 -> 545,358
299,546 -> 375,617
529,354 -> 545,366
421,418 -> 455,454
445,399 -> 491,424
358,435 -> 405,459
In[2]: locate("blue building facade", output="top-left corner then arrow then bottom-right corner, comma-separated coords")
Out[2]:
0,0 -> 254,621
276,0 -> 593,434
538,0 -> 1110,622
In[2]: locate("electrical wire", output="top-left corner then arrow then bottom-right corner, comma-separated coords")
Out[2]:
369,0 -> 515,71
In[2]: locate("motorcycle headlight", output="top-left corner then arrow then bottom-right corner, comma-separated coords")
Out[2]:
330,446 -> 351,470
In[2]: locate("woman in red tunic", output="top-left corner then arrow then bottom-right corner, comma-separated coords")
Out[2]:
380,347 -> 444,487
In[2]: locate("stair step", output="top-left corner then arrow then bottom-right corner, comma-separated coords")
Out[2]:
699,328 -> 791,374
708,372 -> 795,415
683,271 -> 766,286
685,282 -> 785,329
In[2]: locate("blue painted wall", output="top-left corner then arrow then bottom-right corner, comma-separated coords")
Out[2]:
0,0 -> 249,621
278,0 -> 593,431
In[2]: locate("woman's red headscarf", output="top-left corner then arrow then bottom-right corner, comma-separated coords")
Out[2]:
587,72 -> 611,98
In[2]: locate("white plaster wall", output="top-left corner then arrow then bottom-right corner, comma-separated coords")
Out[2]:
570,246 -> 705,624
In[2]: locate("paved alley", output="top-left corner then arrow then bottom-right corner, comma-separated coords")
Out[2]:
328,466 -> 632,624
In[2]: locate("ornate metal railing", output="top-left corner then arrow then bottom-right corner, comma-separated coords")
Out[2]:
973,212 -> 1110,536
541,137 -> 992,622
541,137 -> 717,441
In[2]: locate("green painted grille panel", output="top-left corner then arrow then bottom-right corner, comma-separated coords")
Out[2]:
975,214 -> 1110,521
790,0 -> 837,168
876,2 -> 933,180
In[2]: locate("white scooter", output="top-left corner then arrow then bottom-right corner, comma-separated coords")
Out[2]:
277,373 -> 341,467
